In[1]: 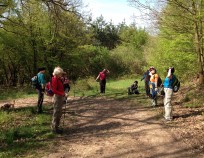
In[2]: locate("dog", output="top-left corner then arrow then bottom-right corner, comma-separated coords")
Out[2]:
1,100 -> 15,111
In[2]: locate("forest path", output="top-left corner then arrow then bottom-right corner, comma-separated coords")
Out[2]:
40,94 -> 200,158
1,94 -> 203,158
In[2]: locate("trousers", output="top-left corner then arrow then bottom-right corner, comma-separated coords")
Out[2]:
164,88 -> 173,120
52,94 -> 64,130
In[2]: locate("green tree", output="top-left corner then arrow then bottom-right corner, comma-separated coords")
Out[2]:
91,16 -> 121,50
129,0 -> 204,84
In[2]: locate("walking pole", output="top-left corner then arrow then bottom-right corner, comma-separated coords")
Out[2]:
63,95 -> 68,127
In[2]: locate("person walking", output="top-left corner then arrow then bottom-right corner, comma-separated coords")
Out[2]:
163,67 -> 176,121
51,66 -> 66,134
96,69 -> 110,93
149,67 -> 160,106
36,67 -> 46,113
141,66 -> 154,97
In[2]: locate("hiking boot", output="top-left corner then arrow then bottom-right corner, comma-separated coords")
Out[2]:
151,100 -> 157,107
52,128 -> 63,134
37,110 -> 43,114
163,116 -> 173,122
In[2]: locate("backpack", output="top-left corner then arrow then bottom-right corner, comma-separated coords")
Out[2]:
172,75 -> 180,92
157,76 -> 162,87
31,75 -> 40,89
153,74 -> 162,87
45,80 -> 54,97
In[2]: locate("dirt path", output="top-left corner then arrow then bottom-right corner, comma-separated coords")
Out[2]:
39,95 -> 202,158
1,94 -> 203,158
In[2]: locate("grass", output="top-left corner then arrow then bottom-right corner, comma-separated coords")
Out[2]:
0,86 -> 37,100
3,76 -> 204,157
182,86 -> 204,108
0,76 -> 151,157
70,77 -> 144,98
0,106 -> 54,158
1,77 -> 203,157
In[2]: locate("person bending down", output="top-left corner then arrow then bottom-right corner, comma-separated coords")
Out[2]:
128,81 -> 139,95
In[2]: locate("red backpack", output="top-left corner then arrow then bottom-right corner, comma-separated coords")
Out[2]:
45,81 -> 54,96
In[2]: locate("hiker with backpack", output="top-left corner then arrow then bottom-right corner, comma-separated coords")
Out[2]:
141,66 -> 154,97
36,67 -> 46,113
96,69 -> 110,94
61,72 -> 71,102
163,67 -> 180,121
51,66 -> 66,134
149,67 -> 161,107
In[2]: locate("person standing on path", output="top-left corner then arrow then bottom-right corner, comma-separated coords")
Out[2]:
141,66 -> 154,97
163,67 -> 176,121
149,67 -> 160,106
51,66 -> 66,134
96,69 -> 110,94
61,72 -> 71,102
36,67 -> 46,113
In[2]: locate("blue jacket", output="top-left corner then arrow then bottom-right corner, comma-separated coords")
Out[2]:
163,75 -> 176,89
37,73 -> 46,87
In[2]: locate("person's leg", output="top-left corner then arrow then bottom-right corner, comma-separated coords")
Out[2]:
145,81 -> 150,96
101,79 -> 106,93
135,89 -> 139,94
164,88 -> 173,120
52,95 -> 64,133
151,83 -> 157,106
37,89 -> 44,113
128,87 -> 131,95
103,79 -> 106,93
100,80 -> 103,93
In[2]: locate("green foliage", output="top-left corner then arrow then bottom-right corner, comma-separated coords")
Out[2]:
74,45 -> 111,77
144,35 -> 197,79
119,25 -> 148,50
110,45 -> 145,75
91,16 -> 121,50
0,0 -> 150,87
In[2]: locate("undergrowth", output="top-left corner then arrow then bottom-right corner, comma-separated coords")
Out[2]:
182,85 -> 204,108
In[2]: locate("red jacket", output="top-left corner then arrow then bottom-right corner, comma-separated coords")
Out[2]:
52,76 -> 64,96
99,72 -> 106,80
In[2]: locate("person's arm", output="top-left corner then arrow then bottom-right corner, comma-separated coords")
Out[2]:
96,74 -> 100,81
167,68 -> 171,78
141,73 -> 146,81
154,74 -> 159,90
42,74 -> 46,90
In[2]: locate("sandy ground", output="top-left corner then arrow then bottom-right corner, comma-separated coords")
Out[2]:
1,94 -> 203,158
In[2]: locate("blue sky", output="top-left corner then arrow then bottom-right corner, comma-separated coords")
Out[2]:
82,0 -> 144,27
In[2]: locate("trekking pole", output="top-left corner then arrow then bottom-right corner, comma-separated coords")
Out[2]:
63,96 -> 68,127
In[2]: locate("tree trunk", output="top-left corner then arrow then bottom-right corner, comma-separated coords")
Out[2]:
194,1 -> 204,85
